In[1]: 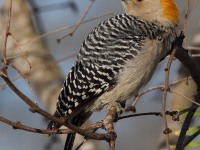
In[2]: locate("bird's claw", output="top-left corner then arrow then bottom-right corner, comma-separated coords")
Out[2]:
107,101 -> 123,117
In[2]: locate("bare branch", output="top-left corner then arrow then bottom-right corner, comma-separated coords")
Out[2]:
183,126 -> 200,147
57,0 -> 95,43
20,12 -> 114,46
0,115 -> 72,134
170,90 -> 200,106
175,45 -> 200,91
9,33 -> 32,68
0,115 -> 104,135
126,77 -> 193,112
0,69 -> 115,141
175,93 -> 200,150
2,0 -> 12,65
182,0 -> 191,47
104,107 -> 117,150
162,46 -> 177,150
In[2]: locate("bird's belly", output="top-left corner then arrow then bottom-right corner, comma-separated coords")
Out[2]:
89,49 -> 163,112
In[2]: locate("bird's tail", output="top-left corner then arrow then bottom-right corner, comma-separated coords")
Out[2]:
64,116 -> 82,150
47,112 -> 89,150
47,111 -> 61,130
64,133 -> 76,150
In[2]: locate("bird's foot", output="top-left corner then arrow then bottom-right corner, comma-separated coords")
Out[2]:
106,101 -> 123,118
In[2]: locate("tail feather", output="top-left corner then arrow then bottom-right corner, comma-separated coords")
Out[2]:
64,133 -> 76,150
64,116 -> 83,150
47,111 -> 87,150
47,111 -> 61,130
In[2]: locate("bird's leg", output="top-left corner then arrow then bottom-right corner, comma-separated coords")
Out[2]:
106,101 -> 123,118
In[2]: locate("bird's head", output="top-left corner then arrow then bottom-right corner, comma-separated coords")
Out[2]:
121,0 -> 179,27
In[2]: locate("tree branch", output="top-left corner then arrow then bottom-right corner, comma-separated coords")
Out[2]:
57,0 -> 95,43
183,126 -> 200,147
175,46 -> 200,90
2,0 -> 12,65
0,115 -> 104,135
0,115 -> 72,134
175,92 -> 200,150
0,69 -> 114,141
173,33 -> 200,149
104,107 -> 117,150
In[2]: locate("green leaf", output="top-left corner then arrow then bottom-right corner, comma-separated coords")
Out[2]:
186,141 -> 200,148
194,110 -> 200,117
186,126 -> 200,136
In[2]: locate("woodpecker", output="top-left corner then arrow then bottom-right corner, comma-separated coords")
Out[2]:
47,0 -> 179,149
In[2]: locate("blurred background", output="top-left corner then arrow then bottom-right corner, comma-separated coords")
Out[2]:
0,0 -> 200,150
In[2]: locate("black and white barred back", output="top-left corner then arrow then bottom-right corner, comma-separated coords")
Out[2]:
48,14 -> 168,130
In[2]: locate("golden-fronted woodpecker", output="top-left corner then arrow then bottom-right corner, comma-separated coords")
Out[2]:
47,0 -> 179,149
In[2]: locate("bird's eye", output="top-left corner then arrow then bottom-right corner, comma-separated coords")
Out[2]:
137,0 -> 143,2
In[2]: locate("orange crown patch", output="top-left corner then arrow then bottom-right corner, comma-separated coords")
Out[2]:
161,0 -> 179,25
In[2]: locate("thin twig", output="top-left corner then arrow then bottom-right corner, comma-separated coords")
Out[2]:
57,0 -> 95,43
117,110 -> 191,122
0,75 -> 21,90
75,129 -> 99,150
175,92 -> 200,150
0,115 -> 103,135
0,115 -> 72,134
116,112 -> 168,121
126,86 -> 163,112
183,127 -> 200,147
182,0 -> 191,32
175,46 -> 200,91
126,76 -> 192,112
109,140 -> 115,150
0,52 -> 77,89
162,48 -> 177,150
0,69 -> 114,141
0,12 -> 113,54
2,0 -> 12,65
104,107 -> 117,150
170,90 -> 200,106
19,12 -> 113,46
5,51 -> 29,60
174,35 -> 200,149
182,0 -> 191,48
9,33 -> 32,68
9,63 -> 38,104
